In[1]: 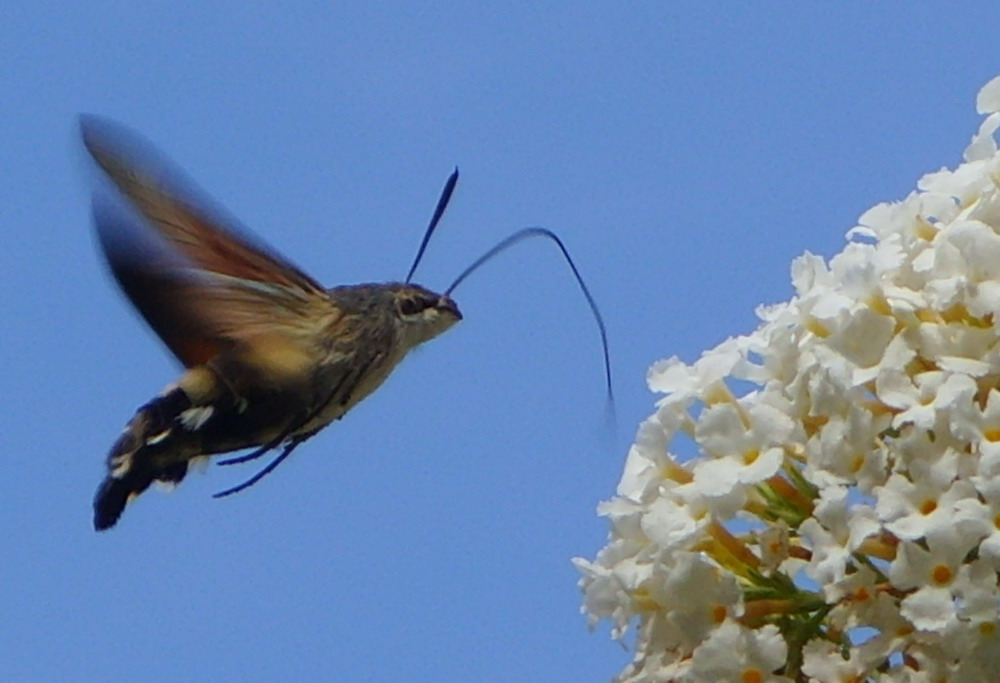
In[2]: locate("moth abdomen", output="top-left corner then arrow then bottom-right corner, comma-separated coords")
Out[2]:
92,369 -> 315,529
94,387 -> 198,530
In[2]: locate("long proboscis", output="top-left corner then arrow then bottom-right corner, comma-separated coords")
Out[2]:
406,167 -> 460,283
446,227 -> 613,401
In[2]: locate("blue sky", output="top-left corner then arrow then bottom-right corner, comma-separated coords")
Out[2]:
3,4 -> 1000,681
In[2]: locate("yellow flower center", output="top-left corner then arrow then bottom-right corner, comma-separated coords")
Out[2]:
931,565 -> 953,586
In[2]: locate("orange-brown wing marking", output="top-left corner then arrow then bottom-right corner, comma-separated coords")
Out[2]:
83,116 -> 340,370
81,116 -> 324,293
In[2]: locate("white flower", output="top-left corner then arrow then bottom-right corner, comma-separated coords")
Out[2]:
801,639 -> 868,682
686,621 -> 790,683
890,537 -> 993,633
638,494 -> 708,552
579,74 -> 1000,681
799,486 -> 879,600
876,471 -> 981,543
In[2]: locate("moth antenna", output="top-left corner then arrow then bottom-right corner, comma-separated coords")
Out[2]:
446,227 -> 613,402
405,167 -> 460,283
213,438 -> 303,498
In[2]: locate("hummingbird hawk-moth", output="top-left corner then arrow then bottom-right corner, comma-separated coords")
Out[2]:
82,116 -> 610,531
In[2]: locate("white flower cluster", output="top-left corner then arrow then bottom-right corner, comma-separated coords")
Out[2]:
576,76 -> 1000,682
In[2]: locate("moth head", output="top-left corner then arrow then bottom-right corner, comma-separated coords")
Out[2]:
391,283 -> 462,346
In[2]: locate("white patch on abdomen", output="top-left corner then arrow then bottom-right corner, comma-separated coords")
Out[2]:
179,406 -> 215,431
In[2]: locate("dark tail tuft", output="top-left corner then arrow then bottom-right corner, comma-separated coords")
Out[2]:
93,389 -> 193,531
94,468 -> 155,531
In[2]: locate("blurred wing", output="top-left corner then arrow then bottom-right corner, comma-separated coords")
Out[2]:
83,115 -> 340,369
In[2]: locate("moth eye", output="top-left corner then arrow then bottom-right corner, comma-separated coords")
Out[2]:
399,297 -> 425,316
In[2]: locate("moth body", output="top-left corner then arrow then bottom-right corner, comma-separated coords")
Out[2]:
83,117 -> 461,530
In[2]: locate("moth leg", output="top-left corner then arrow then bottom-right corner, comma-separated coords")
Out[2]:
212,436 -> 307,498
